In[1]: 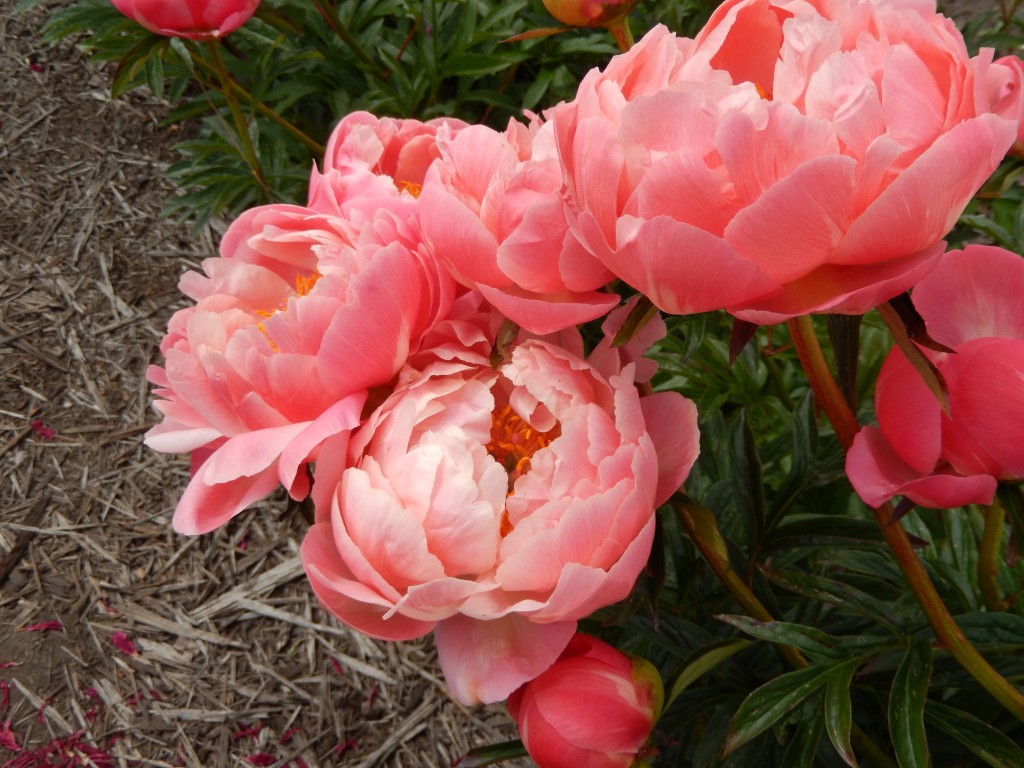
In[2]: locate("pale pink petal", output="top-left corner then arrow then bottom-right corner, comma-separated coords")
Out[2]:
641,392 -> 700,505
476,283 -> 619,335
913,245 -> 1024,346
531,517 -> 656,622
833,115 -> 1015,266
733,240 -> 943,322
277,391 -> 367,493
338,469 -> 447,590
199,423 -> 311,485
724,154 -> 856,283
173,463 -> 281,535
434,614 -> 576,704
610,215 -> 780,314
302,523 -> 435,641
846,427 -> 996,509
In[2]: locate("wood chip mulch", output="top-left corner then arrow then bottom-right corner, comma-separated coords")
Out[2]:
0,2 -> 523,765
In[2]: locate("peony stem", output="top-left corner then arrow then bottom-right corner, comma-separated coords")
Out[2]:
607,17 -> 635,52
204,39 -> 268,194
675,495 -> 808,671
674,495 -> 897,767
786,315 -> 1024,723
310,0 -> 387,78
980,499 -> 1010,612
188,46 -> 325,156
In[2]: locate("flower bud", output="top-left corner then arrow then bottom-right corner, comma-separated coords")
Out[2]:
507,634 -> 662,768
110,0 -> 261,40
541,0 -> 639,28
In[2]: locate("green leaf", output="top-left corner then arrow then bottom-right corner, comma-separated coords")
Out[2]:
925,700 -> 1024,768
762,516 -> 884,553
717,615 -> 888,664
953,611 -> 1024,647
111,34 -> 167,98
665,639 -> 751,712
889,638 -> 932,768
761,566 -> 903,632
724,659 -> 862,755
455,739 -> 528,767
780,701 -> 825,768
823,656 -> 859,767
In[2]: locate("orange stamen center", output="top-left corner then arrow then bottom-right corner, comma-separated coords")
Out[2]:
255,270 -> 321,352
486,405 -> 561,536
395,179 -> 423,198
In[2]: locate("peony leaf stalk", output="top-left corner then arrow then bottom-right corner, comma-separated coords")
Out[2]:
787,314 -> 1024,723
204,39 -> 268,194
183,46 -> 325,155
980,499 -> 1011,612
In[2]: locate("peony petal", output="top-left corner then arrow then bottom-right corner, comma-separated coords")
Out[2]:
875,347 -> 944,476
912,245 -> 1024,346
476,283 -> 619,336
434,614 -> 576,705
846,427 -> 995,509
173,462 -> 282,535
641,392 -> 700,505
302,523 -> 436,641
609,215 -> 780,315
833,115 -> 1015,266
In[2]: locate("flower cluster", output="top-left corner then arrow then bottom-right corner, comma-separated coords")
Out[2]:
147,109 -> 699,709
144,0 -> 1024,765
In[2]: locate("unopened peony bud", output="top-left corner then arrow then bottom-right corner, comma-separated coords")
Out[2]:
507,634 -> 662,768
110,0 -> 262,40
542,0 -> 639,28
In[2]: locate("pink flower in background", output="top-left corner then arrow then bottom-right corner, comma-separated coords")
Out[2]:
846,245 -> 1024,509
975,52 -> 1024,147
147,194 -> 454,535
110,0 -> 260,40
313,111 -> 466,204
301,303 -> 699,705
550,2 -> 1018,324
508,634 -> 662,768
541,0 -> 639,28
419,119 -> 618,335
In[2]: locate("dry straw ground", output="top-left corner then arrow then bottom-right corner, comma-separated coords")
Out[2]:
0,1 -> 522,765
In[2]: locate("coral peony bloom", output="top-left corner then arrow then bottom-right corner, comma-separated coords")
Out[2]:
550,3 -> 1018,324
146,194 -> 455,535
507,633 -> 662,768
110,0 -> 260,39
846,245 -> 1024,509
419,119 -> 617,335
308,112 -> 467,212
301,303 -> 698,705
542,0 -> 639,28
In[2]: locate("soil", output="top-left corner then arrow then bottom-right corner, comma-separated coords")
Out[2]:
0,0 -> 1012,766
0,1 -> 520,766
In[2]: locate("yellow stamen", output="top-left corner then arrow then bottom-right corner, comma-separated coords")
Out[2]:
395,179 -> 423,198
486,405 -> 561,536
253,270 -> 321,352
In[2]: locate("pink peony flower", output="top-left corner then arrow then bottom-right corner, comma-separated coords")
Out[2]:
419,119 -> 618,335
301,302 -> 698,705
147,192 -> 455,535
846,245 -> 1024,508
549,3 -> 1019,324
110,0 -> 260,40
507,633 -> 662,768
315,111 -> 466,202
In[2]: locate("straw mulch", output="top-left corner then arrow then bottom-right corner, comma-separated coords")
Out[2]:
0,2 -> 523,766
